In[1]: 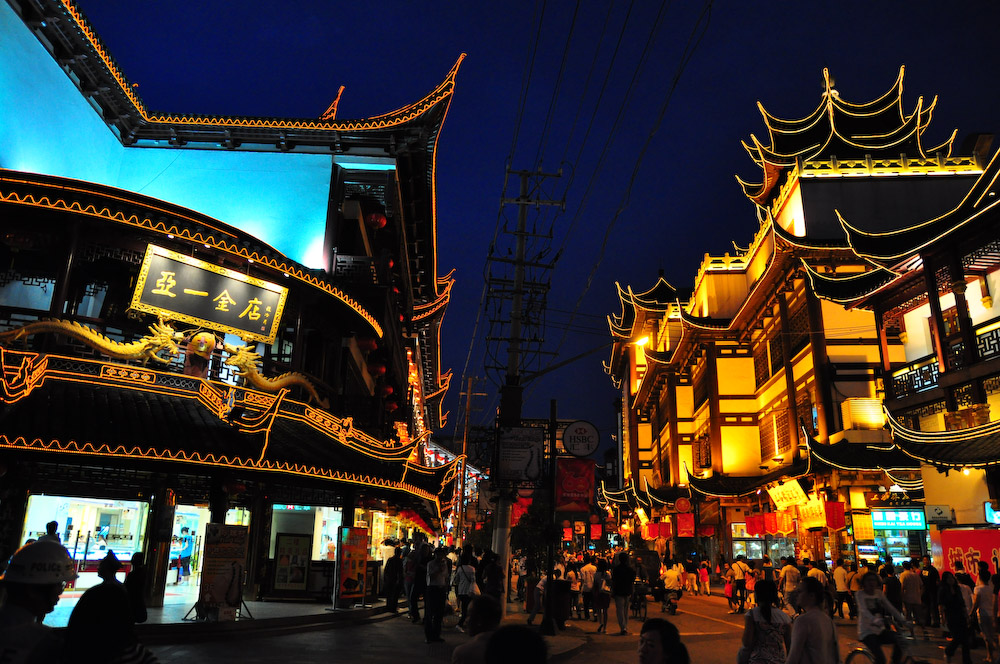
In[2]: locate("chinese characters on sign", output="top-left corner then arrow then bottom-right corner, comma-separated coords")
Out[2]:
870,508 -> 926,530
797,497 -> 827,530
767,481 -> 808,511
130,245 -> 288,344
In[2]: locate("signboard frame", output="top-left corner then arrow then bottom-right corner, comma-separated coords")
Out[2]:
273,532 -> 311,592
196,523 -> 249,621
494,426 -> 545,488
130,244 -> 289,344
561,420 -> 600,457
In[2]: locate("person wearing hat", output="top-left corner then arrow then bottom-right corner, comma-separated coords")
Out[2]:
0,539 -> 78,662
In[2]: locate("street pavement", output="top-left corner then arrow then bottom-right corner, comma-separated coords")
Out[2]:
148,590 -> 962,663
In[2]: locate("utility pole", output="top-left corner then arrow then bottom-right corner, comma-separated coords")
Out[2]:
456,376 -> 485,548
490,168 -> 562,617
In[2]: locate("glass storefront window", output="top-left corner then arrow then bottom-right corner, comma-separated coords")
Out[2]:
22,494 -> 149,589
269,504 -> 342,561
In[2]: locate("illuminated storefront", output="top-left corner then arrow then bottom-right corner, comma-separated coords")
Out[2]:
0,0 -> 461,608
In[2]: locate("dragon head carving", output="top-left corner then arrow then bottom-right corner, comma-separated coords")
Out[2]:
222,343 -> 261,375
144,320 -> 185,364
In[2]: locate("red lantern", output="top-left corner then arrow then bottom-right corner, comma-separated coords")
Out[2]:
369,363 -> 387,376
357,338 -> 378,352
384,401 -> 399,413
380,385 -> 394,398
366,211 -> 387,229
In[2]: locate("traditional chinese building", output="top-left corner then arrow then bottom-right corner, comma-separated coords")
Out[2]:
805,108 -> 1000,559
0,0 -> 461,605
603,68 -> 981,565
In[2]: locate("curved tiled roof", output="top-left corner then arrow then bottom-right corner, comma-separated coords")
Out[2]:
737,67 -> 956,206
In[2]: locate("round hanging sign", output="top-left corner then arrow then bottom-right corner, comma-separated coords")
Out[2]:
674,497 -> 691,513
562,420 -> 600,457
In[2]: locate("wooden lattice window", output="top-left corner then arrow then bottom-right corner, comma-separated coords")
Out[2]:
769,336 -> 784,375
754,343 -> 769,389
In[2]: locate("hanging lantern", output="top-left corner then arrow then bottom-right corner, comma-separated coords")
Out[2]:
366,211 -> 387,229
357,338 -> 378,352
369,363 -> 387,376
380,384 -> 394,398
384,401 -> 399,413
399,314 -> 405,322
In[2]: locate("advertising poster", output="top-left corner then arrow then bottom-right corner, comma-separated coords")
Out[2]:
198,523 -> 249,621
496,427 -> 545,485
555,458 -> 595,512
940,529 -> 1000,585
337,526 -> 369,604
273,532 -> 311,591
510,497 -> 532,527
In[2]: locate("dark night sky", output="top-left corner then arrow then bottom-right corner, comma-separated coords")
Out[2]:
76,1 -> 1000,455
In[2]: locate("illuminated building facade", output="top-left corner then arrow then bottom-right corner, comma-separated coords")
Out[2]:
603,69 -> 982,564
0,0 -> 461,603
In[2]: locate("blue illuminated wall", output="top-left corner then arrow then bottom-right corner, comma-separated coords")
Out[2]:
0,2 -> 332,268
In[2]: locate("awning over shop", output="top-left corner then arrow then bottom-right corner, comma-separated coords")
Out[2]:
888,411 -> 1000,468
399,509 -> 436,536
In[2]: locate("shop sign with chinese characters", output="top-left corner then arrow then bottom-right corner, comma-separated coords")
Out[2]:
767,481 -> 808,511
131,244 -> 288,344
871,508 -> 926,530
797,497 -> 826,530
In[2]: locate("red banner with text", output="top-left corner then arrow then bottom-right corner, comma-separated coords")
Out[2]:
677,512 -> 695,538
555,458 -> 595,512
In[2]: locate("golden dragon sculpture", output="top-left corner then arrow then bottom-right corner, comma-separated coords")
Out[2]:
223,343 -> 329,408
0,319 -> 184,365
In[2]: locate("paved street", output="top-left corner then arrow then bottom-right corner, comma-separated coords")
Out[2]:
148,591 -> 955,664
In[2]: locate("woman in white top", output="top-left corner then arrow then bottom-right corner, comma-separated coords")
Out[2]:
855,571 -> 907,664
972,569 -> 997,662
741,579 -> 791,664
785,577 -> 838,664
453,552 -> 477,631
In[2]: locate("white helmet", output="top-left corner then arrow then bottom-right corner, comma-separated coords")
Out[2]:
0,540 -> 78,584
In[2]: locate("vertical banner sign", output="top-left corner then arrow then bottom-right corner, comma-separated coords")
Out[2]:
852,513 -> 875,541
562,527 -> 573,541
677,513 -> 695,538
555,458 -> 595,511
775,510 -> 795,535
746,514 -> 765,537
336,527 -> 368,605
197,523 -> 249,621
940,529 -> 1000,586
763,512 -> 779,536
273,533 -> 311,591
496,427 -> 545,486
590,523 -> 603,540
825,502 -> 846,531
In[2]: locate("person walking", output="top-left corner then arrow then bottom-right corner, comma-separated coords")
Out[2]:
383,546 -> 404,613
612,552 -> 637,635
898,560 -> 924,630
785,577 -> 839,664
453,552 -> 478,632
699,561 -> 711,596
972,568 -> 997,663
403,543 -> 426,623
593,558 -> 612,633
729,554 -> 752,614
920,555 -> 940,628
856,571 -> 908,664
832,558 -> 852,620
739,579 -> 791,664
779,556 -> 801,609
423,546 -> 451,643
124,552 -> 148,624
579,555 -> 597,620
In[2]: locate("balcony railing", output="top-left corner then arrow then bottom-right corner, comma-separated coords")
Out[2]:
891,355 -> 939,399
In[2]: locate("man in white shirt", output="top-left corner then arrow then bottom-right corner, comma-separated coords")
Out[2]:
779,556 -> 802,608
579,556 -> 597,620
832,558 -> 852,619
729,555 -> 751,614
